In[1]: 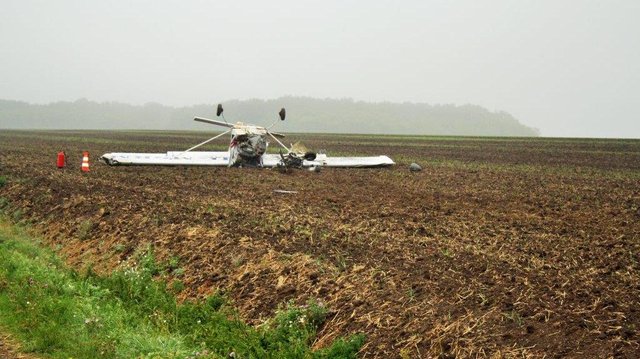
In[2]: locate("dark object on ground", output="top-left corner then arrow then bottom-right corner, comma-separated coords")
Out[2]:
409,163 -> 422,172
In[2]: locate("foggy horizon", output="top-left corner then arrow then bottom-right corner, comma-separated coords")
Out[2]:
2,1 -> 639,138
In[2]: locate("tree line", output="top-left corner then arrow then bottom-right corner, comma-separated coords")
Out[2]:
0,97 -> 539,136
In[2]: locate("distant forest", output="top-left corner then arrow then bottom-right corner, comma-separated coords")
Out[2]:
0,97 -> 539,136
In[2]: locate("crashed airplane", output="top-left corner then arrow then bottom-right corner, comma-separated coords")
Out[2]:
100,104 -> 395,169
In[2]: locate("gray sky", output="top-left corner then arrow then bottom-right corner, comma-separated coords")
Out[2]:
1,0 -> 639,138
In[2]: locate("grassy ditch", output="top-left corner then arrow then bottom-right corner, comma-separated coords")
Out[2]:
0,217 -> 364,358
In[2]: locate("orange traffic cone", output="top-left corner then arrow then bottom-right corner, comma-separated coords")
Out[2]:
81,151 -> 90,172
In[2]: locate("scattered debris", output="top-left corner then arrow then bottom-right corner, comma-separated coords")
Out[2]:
273,190 -> 298,194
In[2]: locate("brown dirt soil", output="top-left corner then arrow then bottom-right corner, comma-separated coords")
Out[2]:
1,130 -> 640,358
0,332 -> 36,359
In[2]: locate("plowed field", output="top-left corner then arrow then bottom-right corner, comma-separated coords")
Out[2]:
1,130 -> 639,358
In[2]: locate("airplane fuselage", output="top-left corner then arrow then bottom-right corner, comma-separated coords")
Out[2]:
227,123 -> 269,167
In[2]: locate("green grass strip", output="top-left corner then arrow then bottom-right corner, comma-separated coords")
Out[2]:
0,218 -> 363,358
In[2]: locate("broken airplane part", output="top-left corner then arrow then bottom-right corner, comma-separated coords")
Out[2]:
100,105 -> 395,169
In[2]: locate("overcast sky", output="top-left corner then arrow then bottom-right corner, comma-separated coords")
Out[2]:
1,0 -> 639,138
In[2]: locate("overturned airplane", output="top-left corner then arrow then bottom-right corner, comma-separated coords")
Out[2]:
100,104 -> 395,169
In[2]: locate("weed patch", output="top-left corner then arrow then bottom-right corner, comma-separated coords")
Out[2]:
76,219 -> 94,240
0,197 -> 8,210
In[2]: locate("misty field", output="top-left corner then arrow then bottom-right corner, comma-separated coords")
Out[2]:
0,130 -> 639,358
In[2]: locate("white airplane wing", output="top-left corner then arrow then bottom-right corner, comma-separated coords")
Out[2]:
100,151 -> 230,166
307,154 -> 395,168
101,152 -> 394,168
262,154 -> 395,168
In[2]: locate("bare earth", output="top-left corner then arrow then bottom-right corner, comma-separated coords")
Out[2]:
0,130 -> 639,358
0,332 -> 35,359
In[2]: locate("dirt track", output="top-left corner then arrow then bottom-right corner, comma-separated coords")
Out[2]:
1,130 -> 639,358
